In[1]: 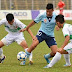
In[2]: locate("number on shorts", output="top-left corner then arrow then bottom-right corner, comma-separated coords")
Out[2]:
37,31 -> 42,36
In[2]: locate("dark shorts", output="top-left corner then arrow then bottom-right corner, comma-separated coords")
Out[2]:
36,31 -> 57,48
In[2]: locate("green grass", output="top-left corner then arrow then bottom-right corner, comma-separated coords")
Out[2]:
0,20 -> 72,72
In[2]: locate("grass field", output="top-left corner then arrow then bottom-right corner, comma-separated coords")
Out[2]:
0,20 -> 72,72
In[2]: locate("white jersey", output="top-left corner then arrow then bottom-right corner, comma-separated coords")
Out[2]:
62,23 -> 72,42
0,18 -> 26,35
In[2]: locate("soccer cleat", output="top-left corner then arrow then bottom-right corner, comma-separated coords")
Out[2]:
44,55 -> 50,63
29,60 -> 33,65
20,61 -> 26,65
43,64 -> 51,68
0,55 -> 6,63
63,64 -> 71,67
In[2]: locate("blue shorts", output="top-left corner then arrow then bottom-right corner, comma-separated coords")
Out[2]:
36,31 -> 57,48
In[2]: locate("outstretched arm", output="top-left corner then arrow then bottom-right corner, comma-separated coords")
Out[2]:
27,29 -> 35,39
61,35 -> 70,49
26,21 -> 36,31
20,21 -> 36,32
55,6 -> 58,10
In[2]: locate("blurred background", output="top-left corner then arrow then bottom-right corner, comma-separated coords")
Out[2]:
0,0 -> 72,20
0,0 -> 72,10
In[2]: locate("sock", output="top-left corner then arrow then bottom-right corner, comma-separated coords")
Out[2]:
29,52 -> 33,61
64,54 -> 71,65
48,52 -> 61,67
0,48 -> 3,55
25,48 -> 33,61
25,50 -> 31,58
0,48 -> 3,57
25,48 -> 28,52
44,53 -> 52,59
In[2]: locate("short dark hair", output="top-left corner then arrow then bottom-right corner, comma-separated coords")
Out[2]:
55,14 -> 65,24
46,3 -> 53,10
6,13 -> 14,21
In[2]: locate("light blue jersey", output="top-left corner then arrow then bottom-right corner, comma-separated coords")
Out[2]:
34,12 -> 56,37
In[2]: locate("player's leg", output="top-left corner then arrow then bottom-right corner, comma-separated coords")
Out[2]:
44,37 -> 57,63
15,33 -> 33,65
19,40 -> 33,65
0,34 -> 14,63
44,48 -> 68,68
44,42 -> 72,68
19,39 -> 39,65
63,43 -> 72,66
26,38 -> 39,57
26,31 -> 44,58
63,54 -> 71,66
0,41 -> 5,63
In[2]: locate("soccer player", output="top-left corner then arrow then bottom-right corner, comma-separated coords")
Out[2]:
44,14 -> 71,68
55,0 -> 65,14
0,13 -> 34,65
20,3 -> 58,64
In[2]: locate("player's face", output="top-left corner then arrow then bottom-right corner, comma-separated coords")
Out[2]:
8,19 -> 14,25
46,9 -> 53,16
56,22 -> 62,28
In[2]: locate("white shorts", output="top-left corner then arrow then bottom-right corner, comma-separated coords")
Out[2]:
64,42 -> 72,54
1,33 -> 25,45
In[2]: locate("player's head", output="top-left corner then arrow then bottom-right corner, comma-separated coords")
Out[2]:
46,3 -> 54,16
55,14 -> 65,28
6,13 -> 14,25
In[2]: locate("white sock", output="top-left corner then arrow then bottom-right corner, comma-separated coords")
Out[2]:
25,48 -> 28,52
0,48 -> 3,58
64,54 -> 71,65
29,52 -> 33,61
48,52 -> 61,67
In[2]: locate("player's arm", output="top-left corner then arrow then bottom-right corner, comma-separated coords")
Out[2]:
0,19 -> 6,26
20,21 -> 36,32
61,35 -> 70,49
27,29 -> 36,40
26,21 -> 36,31
55,6 -> 58,10
26,13 -> 42,31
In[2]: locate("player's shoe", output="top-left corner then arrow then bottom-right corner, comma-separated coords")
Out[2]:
43,64 -> 51,68
63,64 -> 71,67
0,55 -> 6,63
29,60 -> 33,65
20,61 -> 26,65
44,55 -> 50,63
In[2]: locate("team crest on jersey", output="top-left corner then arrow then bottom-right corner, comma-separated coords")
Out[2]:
44,19 -> 47,23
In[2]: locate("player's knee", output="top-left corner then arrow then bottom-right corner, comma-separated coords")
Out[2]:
0,41 -> 4,48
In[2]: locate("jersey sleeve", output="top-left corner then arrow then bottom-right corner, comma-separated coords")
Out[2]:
16,19 -> 26,29
34,13 -> 42,23
62,25 -> 69,37
0,18 -> 6,26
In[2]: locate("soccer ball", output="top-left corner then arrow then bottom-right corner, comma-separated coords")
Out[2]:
17,51 -> 27,61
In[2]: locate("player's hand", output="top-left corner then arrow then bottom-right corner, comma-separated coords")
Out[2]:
57,48 -> 62,52
32,36 -> 37,41
55,26 -> 60,31
20,28 -> 26,32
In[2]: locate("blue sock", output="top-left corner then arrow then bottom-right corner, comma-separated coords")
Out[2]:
25,50 -> 31,58
45,53 -> 51,59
